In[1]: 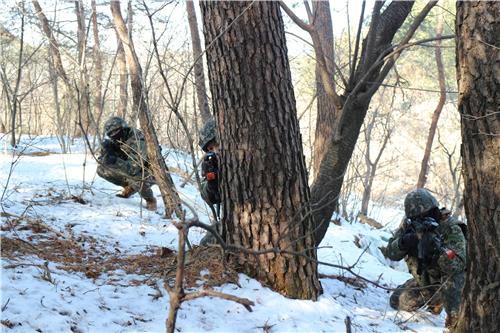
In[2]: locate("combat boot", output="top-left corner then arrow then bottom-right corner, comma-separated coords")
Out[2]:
428,303 -> 443,315
116,186 -> 136,198
145,197 -> 157,211
444,313 -> 458,332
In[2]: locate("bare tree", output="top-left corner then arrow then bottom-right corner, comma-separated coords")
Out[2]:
281,1 -> 444,245
360,103 -> 393,216
436,132 -> 462,216
454,2 -> 500,332
201,1 -> 322,300
416,6 -> 446,188
1,2 -> 25,147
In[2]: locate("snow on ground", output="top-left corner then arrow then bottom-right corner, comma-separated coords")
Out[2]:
1,135 -> 446,332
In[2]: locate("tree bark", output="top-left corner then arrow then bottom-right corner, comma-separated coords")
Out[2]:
416,7 -> 446,188
186,0 -> 211,124
111,1 -> 184,219
201,1 -> 321,300
454,2 -> 500,332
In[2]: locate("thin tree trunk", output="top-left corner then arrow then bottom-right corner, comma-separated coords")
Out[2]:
360,106 -> 392,215
416,7 -> 446,188
32,0 -> 76,140
454,2 -> 500,332
116,36 -> 128,119
47,50 -> 67,153
310,0 -> 338,179
111,0 -> 184,219
32,0 -> 70,87
74,0 -> 91,136
201,0 -> 321,300
91,0 -> 104,139
186,0 -> 211,123
10,2 -> 24,147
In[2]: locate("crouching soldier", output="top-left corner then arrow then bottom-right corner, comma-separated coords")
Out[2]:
381,189 -> 466,331
96,116 -> 157,211
198,120 -> 221,245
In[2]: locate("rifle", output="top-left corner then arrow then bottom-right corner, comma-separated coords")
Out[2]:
405,217 -> 457,282
201,152 -> 221,221
101,139 -> 128,163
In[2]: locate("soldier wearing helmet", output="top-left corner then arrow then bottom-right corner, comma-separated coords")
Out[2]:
198,119 -> 222,245
381,189 -> 466,331
96,116 -> 157,211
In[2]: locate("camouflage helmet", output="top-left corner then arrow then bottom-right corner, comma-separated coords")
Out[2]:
104,116 -> 128,137
198,119 -> 217,152
404,188 -> 439,218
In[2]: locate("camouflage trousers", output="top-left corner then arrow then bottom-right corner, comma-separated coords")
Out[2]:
390,272 -> 464,317
96,164 -> 155,200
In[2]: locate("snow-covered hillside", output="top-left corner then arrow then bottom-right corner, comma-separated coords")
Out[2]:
1,135 -> 446,332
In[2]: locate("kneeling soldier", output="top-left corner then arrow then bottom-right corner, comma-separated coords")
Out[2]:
97,116 -> 157,211
382,189 -> 466,330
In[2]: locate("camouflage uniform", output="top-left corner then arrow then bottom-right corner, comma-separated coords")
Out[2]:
198,119 -> 222,245
96,117 -> 156,204
383,189 -> 466,328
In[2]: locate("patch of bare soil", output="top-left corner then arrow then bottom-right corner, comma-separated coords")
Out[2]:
1,217 -> 238,288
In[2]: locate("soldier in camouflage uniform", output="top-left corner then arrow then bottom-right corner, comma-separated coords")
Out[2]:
198,119 -> 221,245
382,189 -> 466,330
96,116 -> 157,211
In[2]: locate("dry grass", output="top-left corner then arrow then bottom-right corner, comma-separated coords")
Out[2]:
1,218 -> 239,288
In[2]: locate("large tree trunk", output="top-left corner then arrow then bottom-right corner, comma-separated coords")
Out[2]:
416,7 -> 446,188
186,0 -> 211,124
454,2 -> 500,332
201,1 -> 322,300
111,1 -> 184,219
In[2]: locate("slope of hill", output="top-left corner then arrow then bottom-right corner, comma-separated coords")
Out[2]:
0,135 -> 446,332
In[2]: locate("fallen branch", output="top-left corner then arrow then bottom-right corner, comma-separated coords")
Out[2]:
319,273 -> 367,289
183,290 -> 254,312
1,298 -> 10,311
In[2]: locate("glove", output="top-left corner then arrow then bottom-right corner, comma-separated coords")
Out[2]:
399,231 -> 419,255
420,232 -> 442,262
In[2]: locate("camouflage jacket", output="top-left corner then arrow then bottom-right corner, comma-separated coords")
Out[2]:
384,213 -> 466,285
99,128 -> 149,176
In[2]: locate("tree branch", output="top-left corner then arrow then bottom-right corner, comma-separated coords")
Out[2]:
278,1 -> 313,32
